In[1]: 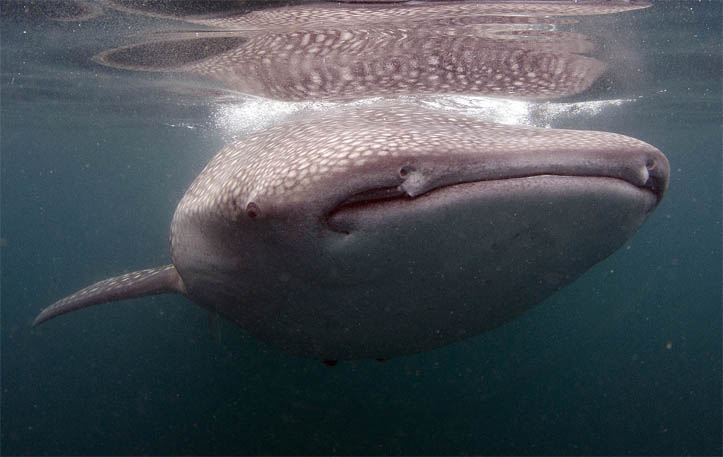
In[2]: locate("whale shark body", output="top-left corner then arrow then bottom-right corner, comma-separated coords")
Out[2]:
33,104 -> 669,360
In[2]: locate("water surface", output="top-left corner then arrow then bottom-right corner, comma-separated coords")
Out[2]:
1,1 -> 720,455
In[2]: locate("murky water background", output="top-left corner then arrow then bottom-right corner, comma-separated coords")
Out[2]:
1,1 -> 720,454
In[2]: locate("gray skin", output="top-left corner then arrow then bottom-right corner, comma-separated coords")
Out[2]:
33,104 -> 669,361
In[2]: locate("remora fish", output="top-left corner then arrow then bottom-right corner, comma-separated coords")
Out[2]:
33,104 -> 669,360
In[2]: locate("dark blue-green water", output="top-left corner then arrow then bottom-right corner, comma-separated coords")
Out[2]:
1,1 -> 721,455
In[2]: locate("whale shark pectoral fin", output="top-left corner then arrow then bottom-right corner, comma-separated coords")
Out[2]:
32,264 -> 186,327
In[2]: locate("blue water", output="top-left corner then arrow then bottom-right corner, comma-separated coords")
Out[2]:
1,1 -> 721,455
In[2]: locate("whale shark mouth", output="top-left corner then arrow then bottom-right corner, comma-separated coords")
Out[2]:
325,171 -> 664,235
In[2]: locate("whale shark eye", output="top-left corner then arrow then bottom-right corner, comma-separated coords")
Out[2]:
246,202 -> 260,219
646,158 -> 656,170
399,165 -> 413,178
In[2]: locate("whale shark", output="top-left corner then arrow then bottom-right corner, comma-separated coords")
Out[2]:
33,103 -> 669,360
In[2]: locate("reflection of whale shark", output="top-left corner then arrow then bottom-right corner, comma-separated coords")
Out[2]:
95,29 -> 605,101
33,104 -> 669,361
95,1 -> 652,101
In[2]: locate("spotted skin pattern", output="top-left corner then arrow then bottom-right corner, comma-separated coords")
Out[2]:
180,29 -> 605,101
95,1 -> 651,101
173,104 -> 666,226
32,265 -> 183,326
187,1 -> 652,29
